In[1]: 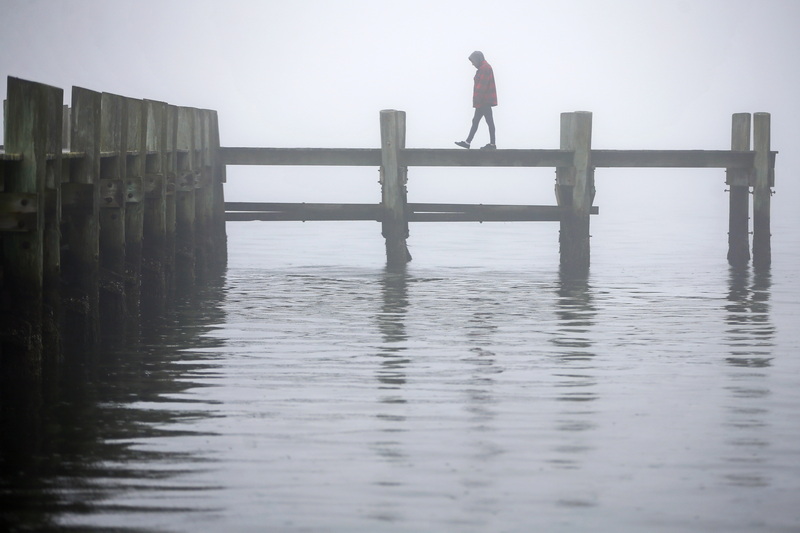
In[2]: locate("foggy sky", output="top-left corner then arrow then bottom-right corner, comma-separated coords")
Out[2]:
1,0 -> 798,225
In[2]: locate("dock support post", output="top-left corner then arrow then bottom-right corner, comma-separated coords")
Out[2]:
175,107 -> 197,288
142,100 -> 168,312
752,112 -> 771,268
727,113 -> 751,266
557,111 -> 593,276
379,110 -> 410,266
61,86 -> 101,350
99,93 -> 127,339
2,77 -> 59,382
124,97 -> 145,323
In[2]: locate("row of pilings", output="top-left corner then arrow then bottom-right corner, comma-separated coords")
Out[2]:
1,77 -> 227,394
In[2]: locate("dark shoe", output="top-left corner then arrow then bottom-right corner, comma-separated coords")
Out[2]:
480,143 -> 496,150
455,141 -> 470,149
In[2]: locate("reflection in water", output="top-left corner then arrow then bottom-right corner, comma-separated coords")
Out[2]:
723,265 -> 775,489
549,273 -> 598,481
0,275 -> 228,531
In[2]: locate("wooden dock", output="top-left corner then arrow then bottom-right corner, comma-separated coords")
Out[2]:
0,76 -> 778,387
221,109 -> 775,271
1,77 -> 226,387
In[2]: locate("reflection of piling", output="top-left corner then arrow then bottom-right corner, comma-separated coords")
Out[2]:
1,76 -> 227,386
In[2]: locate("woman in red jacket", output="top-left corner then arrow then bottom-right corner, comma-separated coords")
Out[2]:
455,50 -> 497,150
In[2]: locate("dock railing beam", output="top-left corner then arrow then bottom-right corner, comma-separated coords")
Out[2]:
557,111 -> 593,277
379,109 -> 410,266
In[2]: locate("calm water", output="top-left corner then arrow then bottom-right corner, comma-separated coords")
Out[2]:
2,204 -> 800,532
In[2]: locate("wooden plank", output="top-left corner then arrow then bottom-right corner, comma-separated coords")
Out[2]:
591,149 -> 754,168
220,147 -> 382,166
402,148 -> 570,167
224,202 -> 597,222
219,147 -> 770,170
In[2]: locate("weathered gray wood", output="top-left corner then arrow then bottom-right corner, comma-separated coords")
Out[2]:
208,110 -> 227,265
752,112 -> 771,268
99,93 -> 127,337
380,110 -> 410,265
225,202 -> 598,222
42,82 -> 64,359
142,100 -> 169,310
2,77 -> 56,378
61,86 -> 102,349
124,97 -> 145,319
194,109 -> 215,278
558,112 -> 593,276
164,105 -> 178,295
727,113 -> 751,266
402,149 -> 570,167
591,149 -> 754,168
175,107 -> 196,285
221,147 -> 381,166
220,147 -> 760,169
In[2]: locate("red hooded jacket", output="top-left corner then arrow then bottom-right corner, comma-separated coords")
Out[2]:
473,60 -> 497,108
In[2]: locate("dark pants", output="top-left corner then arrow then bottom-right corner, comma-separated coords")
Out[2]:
467,105 -> 495,145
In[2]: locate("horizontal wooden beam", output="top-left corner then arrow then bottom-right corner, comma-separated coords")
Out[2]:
219,147 -> 777,170
401,149 -> 571,167
220,147 -> 382,166
226,202 -> 383,221
225,202 -> 598,222
590,149 -> 759,168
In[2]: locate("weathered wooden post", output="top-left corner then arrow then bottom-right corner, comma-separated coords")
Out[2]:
557,111 -> 593,276
124,97 -> 145,319
194,109 -> 215,278
1,77 -> 59,380
61,86 -> 101,349
727,113 -> 751,266
99,93 -> 128,335
752,112 -> 771,268
379,109 -> 410,266
42,83 -> 64,359
175,107 -> 197,287
142,100 -> 168,311
208,110 -> 228,267
164,105 -> 179,294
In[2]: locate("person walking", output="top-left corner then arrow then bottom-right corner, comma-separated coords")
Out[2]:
455,51 -> 497,150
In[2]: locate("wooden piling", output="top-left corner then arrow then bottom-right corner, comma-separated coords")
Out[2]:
557,111 -> 593,276
752,112 -> 771,268
727,113 -> 751,266
99,93 -> 127,337
124,97 -> 145,320
164,105 -> 178,295
61,86 -> 101,349
175,107 -> 197,287
1,77 -> 58,381
379,109 -> 410,265
142,100 -> 168,311
42,83 -> 64,359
